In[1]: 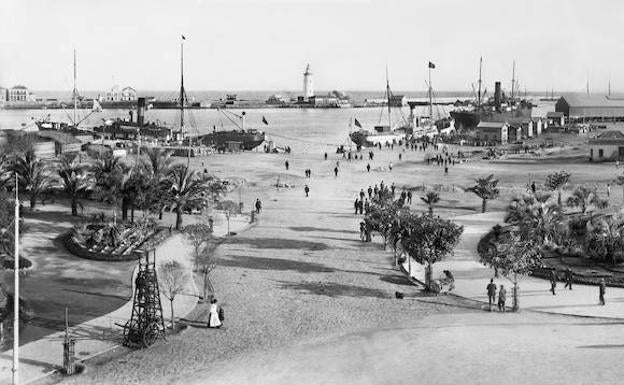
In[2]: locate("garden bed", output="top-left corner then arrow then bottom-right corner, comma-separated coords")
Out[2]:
63,222 -> 171,262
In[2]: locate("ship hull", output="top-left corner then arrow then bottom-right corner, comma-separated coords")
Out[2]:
198,131 -> 266,150
350,130 -> 405,147
451,108 -> 532,130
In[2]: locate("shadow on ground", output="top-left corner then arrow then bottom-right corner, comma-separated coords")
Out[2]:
277,281 -> 390,299
218,255 -> 335,273
223,237 -> 329,251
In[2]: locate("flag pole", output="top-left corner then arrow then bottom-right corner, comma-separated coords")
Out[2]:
13,174 -> 19,385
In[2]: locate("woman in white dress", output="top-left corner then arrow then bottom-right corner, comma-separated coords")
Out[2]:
208,298 -> 222,328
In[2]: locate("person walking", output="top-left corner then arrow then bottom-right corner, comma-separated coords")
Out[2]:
388,162 -> 393,171
360,189 -> 365,200
407,191 -> 412,204
254,198 -> 262,214
366,163 -> 371,172
334,166 -> 339,177
358,199 -> 364,214
354,198 -> 360,214
324,152 -> 328,160
607,183 -> 611,197
531,181 -> 536,193
285,160 -> 289,170
564,267 -> 573,290
304,185 -> 310,197
207,298 -> 222,328
599,278 -> 606,305
549,270 -> 557,295
487,279 -> 497,312
498,285 -> 507,312
367,186 -> 373,198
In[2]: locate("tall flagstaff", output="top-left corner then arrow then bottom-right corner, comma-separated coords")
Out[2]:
13,175 -> 19,385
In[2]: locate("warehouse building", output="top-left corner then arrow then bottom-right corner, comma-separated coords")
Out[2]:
555,95 -> 624,121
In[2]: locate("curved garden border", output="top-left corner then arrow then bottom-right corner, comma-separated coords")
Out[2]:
63,227 -> 171,262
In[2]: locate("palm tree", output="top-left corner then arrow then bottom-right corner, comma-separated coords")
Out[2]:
566,186 -> 609,215
168,164 -> 212,230
506,191 -> 563,247
545,171 -> 570,206
0,154 -> 11,192
420,191 -> 440,216
467,174 -> 500,213
10,150 -> 58,209
57,153 -> 94,216
92,153 -> 123,204
142,147 -> 175,219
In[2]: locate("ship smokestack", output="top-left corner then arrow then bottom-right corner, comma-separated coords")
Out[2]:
494,82 -> 501,112
137,97 -> 146,126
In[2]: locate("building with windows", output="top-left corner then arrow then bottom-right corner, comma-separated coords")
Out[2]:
0,87 -> 7,103
474,121 -> 509,144
8,85 -> 29,101
589,130 -> 624,162
555,95 -> 624,121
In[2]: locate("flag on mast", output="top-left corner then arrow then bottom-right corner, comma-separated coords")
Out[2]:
354,118 -> 362,128
262,116 -> 269,125
428,61 -> 436,69
182,35 -> 186,40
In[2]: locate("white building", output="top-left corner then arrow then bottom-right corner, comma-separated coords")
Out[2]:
106,85 -> 120,101
0,87 -> 7,103
121,86 -> 137,101
8,85 -> 29,101
589,130 -> 624,162
303,64 -> 314,100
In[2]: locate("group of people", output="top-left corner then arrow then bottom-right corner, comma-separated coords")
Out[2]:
486,279 -> 507,312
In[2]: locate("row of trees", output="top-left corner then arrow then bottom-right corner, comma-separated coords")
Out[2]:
0,148 -> 227,229
363,188 -> 464,290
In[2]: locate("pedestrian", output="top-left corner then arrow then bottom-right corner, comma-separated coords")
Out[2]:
444,166 -> 448,174
367,186 -> 373,198
304,185 -> 310,197
366,163 -> 371,172
564,267 -> 573,290
373,185 -> 379,197
389,162 -> 393,171
360,189 -> 365,200
391,182 -> 396,195
354,198 -> 360,214
207,298 -> 222,328
549,270 -> 557,295
255,198 -> 262,214
407,191 -> 412,204
599,278 -> 606,305
358,199 -> 364,214
498,285 -> 507,312
285,160 -> 289,170
334,166 -> 339,177
607,183 -> 611,197
324,152 -> 328,160
487,279 -> 497,312
364,198 -> 370,213
359,221 -> 366,241
399,153 -> 402,161
531,181 -> 536,193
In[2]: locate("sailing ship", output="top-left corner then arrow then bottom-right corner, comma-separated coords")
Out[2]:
349,69 -> 406,148
450,58 -> 533,130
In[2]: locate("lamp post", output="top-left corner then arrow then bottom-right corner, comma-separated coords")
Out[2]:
13,174 -> 20,385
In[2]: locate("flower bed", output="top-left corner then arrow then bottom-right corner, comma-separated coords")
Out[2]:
63,222 -> 170,262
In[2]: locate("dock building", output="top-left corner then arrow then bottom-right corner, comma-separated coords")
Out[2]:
589,130 -> 624,162
474,121 -> 509,145
8,85 -> 29,102
555,95 -> 624,122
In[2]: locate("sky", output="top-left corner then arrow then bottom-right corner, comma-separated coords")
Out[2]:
1,0 -> 623,94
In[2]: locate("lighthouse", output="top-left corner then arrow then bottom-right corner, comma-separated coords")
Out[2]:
303,64 -> 314,100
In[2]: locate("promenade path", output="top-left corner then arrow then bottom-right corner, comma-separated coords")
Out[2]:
0,210 -> 248,385
403,211 -> 624,319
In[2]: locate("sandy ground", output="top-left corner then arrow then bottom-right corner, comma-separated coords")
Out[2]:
28,141 -> 624,384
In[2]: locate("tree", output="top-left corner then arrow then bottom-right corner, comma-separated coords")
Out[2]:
57,153 -> 93,216
505,191 -> 564,247
467,174 -> 500,213
0,154 -> 11,192
158,261 -> 187,332
545,171 -> 570,206
584,216 -> 624,265
0,191 -> 23,257
420,191 -> 440,216
92,153 -> 124,208
184,223 -> 213,271
363,200 -> 403,249
566,186 -> 609,215
167,164 -> 213,230
9,150 -> 58,209
142,148 -> 175,219
479,227 -> 542,311
613,174 -> 624,202
400,213 -> 463,290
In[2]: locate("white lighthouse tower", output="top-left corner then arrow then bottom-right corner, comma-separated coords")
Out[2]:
303,64 -> 314,100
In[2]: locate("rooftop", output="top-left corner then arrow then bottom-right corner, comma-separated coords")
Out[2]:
558,95 -> 624,108
477,121 -> 507,128
546,111 -> 565,118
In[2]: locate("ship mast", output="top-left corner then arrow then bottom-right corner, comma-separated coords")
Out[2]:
428,63 -> 433,119
179,35 -> 191,166
477,57 -> 483,111
73,49 -> 77,127
511,60 -> 516,101
386,65 -> 392,129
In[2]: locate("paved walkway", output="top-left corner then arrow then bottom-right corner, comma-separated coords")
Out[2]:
403,211 -> 624,319
0,212 -> 249,385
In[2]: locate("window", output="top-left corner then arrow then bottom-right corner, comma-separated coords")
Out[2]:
599,149 -> 604,158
